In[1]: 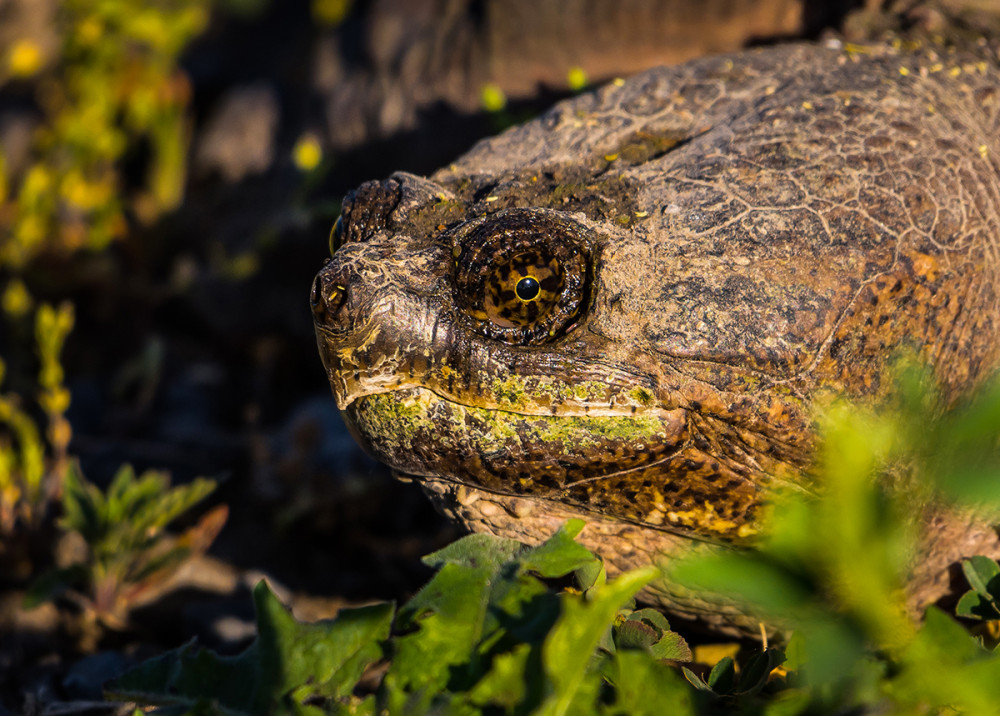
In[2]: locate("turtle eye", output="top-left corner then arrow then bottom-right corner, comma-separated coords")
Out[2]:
484,250 -> 564,328
328,215 -> 345,256
452,210 -> 591,345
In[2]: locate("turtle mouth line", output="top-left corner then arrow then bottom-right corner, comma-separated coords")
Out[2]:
338,381 -> 686,421
343,385 -> 692,487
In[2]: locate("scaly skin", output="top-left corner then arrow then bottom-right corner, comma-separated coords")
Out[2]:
313,41 -> 1000,633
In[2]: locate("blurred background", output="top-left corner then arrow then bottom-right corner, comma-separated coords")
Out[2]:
0,0 -> 914,711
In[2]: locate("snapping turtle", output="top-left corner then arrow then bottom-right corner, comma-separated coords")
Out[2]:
312,41 -> 1000,631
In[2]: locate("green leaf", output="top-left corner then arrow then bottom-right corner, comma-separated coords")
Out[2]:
612,608 -> 691,661
108,581 -> 393,713
613,618 -> 660,651
519,519 -> 598,578
956,590 -> 1000,621
625,607 -> 671,632
253,581 -> 394,703
421,532 -> 525,571
389,561 -> 496,702
736,648 -> 785,696
60,460 -> 106,540
537,567 -> 657,716
648,630 -> 693,662
607,650 -> 696,716
574,558 -> 605,591
681,666 -> 713,693
707,656 -> 735,694
466,642 -> 533,709
962,556 -> 1000,597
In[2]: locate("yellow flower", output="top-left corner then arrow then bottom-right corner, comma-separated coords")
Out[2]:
480,83 -> 507,113
1,279 -> 33,318
566,66 -> 588,91
7,40 -> 43,78
292,133 -> 323,172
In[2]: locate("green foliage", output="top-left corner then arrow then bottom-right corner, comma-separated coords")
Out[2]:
110,520 -> 708,715
108,580 -> 394,715
956,556 -> 1000,622
0,0 -> 211,270
0,302 -> 74,543
109,366 -> 1000,714
26,464 -> 225,627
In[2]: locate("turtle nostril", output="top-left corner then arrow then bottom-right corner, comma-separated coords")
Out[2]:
311,271 -> 350,330
325,284 -> 346,314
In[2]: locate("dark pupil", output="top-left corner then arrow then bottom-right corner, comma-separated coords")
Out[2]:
515,276 -> 540,301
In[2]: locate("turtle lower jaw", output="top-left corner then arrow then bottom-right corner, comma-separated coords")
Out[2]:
340,385 -> 689,489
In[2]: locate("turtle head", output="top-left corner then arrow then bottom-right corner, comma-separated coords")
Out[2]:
309,170 -> 776,542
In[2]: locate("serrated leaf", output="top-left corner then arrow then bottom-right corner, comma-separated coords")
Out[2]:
613,607 -> 688,661
519,519 -> 598,578
421,532 -> 525,571
253,581 -> 393,702
390,561 -> 496,700
108,581 -> 393,713
627,608 -> 671,633
649,630 -> 693,662
613,618 -> 659,651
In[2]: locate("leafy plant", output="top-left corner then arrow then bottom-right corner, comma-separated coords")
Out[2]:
0,302 -> 75,568
109,521 -> 711,715
26,464 -> 226,629
956,556 -> 1000,623
0,0 -> 211,271
107,364 -> 1000,714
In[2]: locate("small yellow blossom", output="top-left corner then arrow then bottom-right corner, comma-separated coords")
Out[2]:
7,40 -> 43,78
292,133 -> 323,172
567,66 -> 588,91
480,83 -> 507,112
2,279 -> 33,318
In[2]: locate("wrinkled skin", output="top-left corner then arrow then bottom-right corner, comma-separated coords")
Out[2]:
313,42 -> 1000,632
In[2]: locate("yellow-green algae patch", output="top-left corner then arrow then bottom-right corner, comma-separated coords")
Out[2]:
351,388 -> 673,458
488,374 -> 615,412
347,390 -> 437,455
628,386 -> 654,407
